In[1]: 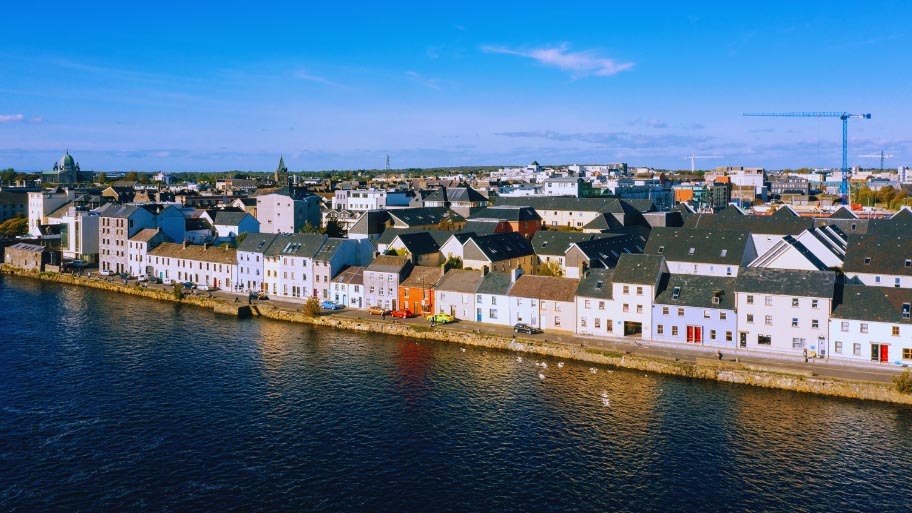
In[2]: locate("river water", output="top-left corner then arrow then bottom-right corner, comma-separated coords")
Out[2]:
1,275 -> 910,512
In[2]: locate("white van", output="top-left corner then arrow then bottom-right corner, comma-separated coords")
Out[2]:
163,277 -> 174,285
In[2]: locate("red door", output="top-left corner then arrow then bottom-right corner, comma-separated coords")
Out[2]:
686,326 -> 694,342
881,344 -> 889,362
694,327 -> 703,343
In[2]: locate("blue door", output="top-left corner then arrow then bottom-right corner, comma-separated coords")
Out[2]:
477,308 -> 482,322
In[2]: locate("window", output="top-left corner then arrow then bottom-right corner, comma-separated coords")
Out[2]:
792,318 -> 799,328
662,306 -> 669,315
678,308 -> 684,317
876,276 -> 881,283
636,286 -> 643,296
765,296 -> 773,306
792,338 -> 806,349
370,286 -> 375,294
758,335 -> 771,345
672,326 -> 679,336
476,295 -> 481,303
657,324 -> 664,335
747,314 -> 754,323
903,348 -> 912,360
623,285 -> 629,294
841,321 -> 849,332
712,296 -> 720,305
747,295 -> 754,305
812,299 -> 819,309
863,257 -> 871,265
792,298 -> 799,308
688,247 -> 695,255
710,329 -> 717,340
606,320 -> 613,332
720,249 -> 727,257
580,317 -> 587,327
812,320 -> 819,329
636,305 -> 642,314
860,323 -> 868,334
720,312 -> 727,321
895,278 -> 901,288
584,300 -> 591,308
726,331 -> 732,342
404,289 -> 410,298
835,341 -> 843,354
853,343 -> 861,356
906,259 -> 911,268
672,287 -> 681,300
598,301 -> 605,310
555,303 -> 561,312
726,267 -> 732,276
904,303 -> 911,319
892,326 -> 900,336
594,318 -> 601,329
658,246 -> 664,253
765,315 -> 773,325
623,304 -> 629,312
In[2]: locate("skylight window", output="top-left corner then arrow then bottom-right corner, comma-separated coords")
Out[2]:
657,246 -> 664,254
595,281 -> 603,290
906,260 -> 911,268
720,249 -> 727,257
688,248 -> 695,255
864,257 -> 871,265
903,303 -> 911,319
672,287 -> 681,300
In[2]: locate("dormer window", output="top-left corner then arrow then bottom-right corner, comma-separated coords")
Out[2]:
906,260 -> 911,268
712,296 -> 720,304
658,246 -> 664,254
595,281 -> 603,290
672,287 -> 681,300
864,257 -> 871,265
688,248 -> 695,255
720,249 -> 727,257
903,303 -> 911,319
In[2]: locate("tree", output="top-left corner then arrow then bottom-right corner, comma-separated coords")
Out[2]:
445,254 -> 463,269
96,172 -> 109,184
535,261 -> 564,277
172,283 -> 184,300
302,296 -> 322,317
236,232 -> 248,246
0,215 -> 28,237
124,171 -> 139,182
322,219 -> 345,238
0,168 -> 15,184
299,221 -> 320,234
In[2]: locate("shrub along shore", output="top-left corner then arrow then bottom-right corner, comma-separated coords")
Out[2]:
4,266 -> 911,406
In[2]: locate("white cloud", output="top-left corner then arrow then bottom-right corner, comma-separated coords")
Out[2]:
404,71 -> 442,91
481,43 -> 633,78
0,114 -> 24,123
294,70 -> 340,87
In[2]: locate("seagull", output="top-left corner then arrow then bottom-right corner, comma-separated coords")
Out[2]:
602,397 -> 611,407
516,356 -> 522,363
589,367 -> 598,374
557,362 -> 564,368
538,373 -> 546,380
540,362 -> 547,369
460,348 -> 466,352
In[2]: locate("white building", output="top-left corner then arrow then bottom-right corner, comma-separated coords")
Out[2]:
507,275 -> 579,331
331,266 -> 365,309
28,188 -> 76,231
434,269 -> 485,319
734,268 -> 834,356
609,253 -> 668,338
576,269 -> 619,338
474,271 -> 517,326
829,285 -> 912,364
644,227 -> 755,278
146,241 -> 238,289
256,192 -> 321,234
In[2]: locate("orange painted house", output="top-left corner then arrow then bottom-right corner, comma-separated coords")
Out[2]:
397,266 -> 444,316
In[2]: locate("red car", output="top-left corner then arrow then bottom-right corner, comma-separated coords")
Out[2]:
390,309 -> 414,318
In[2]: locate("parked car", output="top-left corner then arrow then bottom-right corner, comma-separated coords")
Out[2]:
136,275 -> 148,282
426,313 -> 455,324
99,269 -> 114,276
368,306 -> 391,315
391,309 -> 413,318
163,278 -> 174,285
197,284 -> 213,291
321,300 -> 341,310
513,323 -> 542,334
181,282 -> 195,289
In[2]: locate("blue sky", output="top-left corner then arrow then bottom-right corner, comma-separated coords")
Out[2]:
2,1 -> 910,172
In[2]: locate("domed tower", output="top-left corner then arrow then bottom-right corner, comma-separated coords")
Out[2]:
51,150 -> 80,184
275,155 -> 289,186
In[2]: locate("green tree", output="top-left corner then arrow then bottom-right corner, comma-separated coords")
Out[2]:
445,254 -> 463,269
172,283 -> 185,300
894,369 -> 912,394
96,172 -> 109,184
299,221 -> 320,234
124,171 -> 139,182
322,219 -> 345,238
236,232 -> 248,246
302,296 -> 322,317
0,215 -> 28,237
0,168 -> 15,184
535,261 -> 564,277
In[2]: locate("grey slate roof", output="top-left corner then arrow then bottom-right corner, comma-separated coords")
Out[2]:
684,210 -> 813,235
391,231 -> 448,256
349,210 -> 391,236
843,235 -> 912,276
469,206 -> 541,222
435,269 -> 485,293
237,233 -> 280,254
508,275 -> 579,302
476,272 -> 514,295
460,220 -> 501,235
388,207 -> 465,226
644,227 -> 749,265
581,212 -> 625,231
424,186 -> 487,204
828,206 -> 858,219
572,233 -> 647,269
496,196 -> 636,214
832,284 -> 912,323
332,266 -> 364,285
264,233 -> 327,257
471,232 -> 535,261
532,231 -> 609,257
612,253 -> 666,285
399,266 -> 444,288
212,211 -> 252,226
575,268 -> 614,300
654,275 -> 736,310
365,254 -> 411,273
735,267 -> 835,297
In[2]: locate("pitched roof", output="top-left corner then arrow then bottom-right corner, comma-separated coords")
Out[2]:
644,227 -> 749,265
832,284 -> 912,323
237,233 -> 280,254
424,186 -> 487,204
735,267 -> 835,297
654,275 -> 736,310
828,206 -> 858,219
683,210 -> 813,235
843,235 -> 912,276
435,269 -> 485,293
365,254 -> 410,273
148,242 -> 237,264
508,275 -> 579,302
470,232 -> 535,261
612,253 -> 666,285
495,196 -> 627,213
399,266 -> 443,288
387,207 -> 464,227
331,266 -> 364,285
476,272 -> 514,295
392,231 -> 451,255
348,210 -> 391,236
575,268 -> 614,300
468,205 -> 541,222
10,242 -> 47,252
212,211 -> 252,226
460,220 -> 501,236
263,233 -> 327,258
532,231 -> 608,256
581,212 -> 625,231
129,228 -> 166,243
572,233 -> 647,269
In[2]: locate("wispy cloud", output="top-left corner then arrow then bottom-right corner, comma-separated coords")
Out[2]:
481,43 -> 633,78
647,119 -> 667,129
404,71 -> 443,91
293,70 -> 341,87
494,130 -> 714,150
0,114 -> 24,123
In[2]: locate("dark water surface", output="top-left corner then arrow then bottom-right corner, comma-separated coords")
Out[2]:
1,275 -> 911,512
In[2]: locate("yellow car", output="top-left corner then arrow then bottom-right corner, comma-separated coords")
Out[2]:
426,313 -> 455,324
